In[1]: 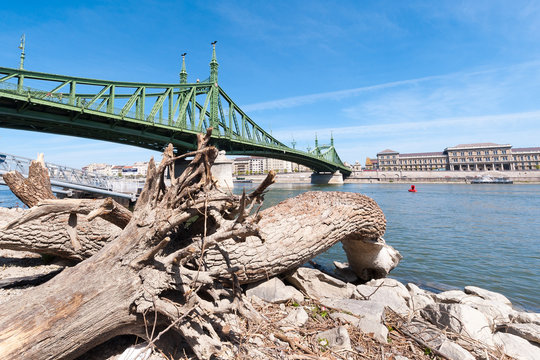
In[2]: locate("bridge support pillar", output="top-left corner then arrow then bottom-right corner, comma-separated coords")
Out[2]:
310,170 -> 344,185
212,150 -> 234,191
175,150 -> 234,191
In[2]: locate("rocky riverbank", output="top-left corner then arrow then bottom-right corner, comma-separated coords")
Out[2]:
1,250 -> 538,359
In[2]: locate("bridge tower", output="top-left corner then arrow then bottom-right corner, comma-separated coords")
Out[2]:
210,41 -> 219,129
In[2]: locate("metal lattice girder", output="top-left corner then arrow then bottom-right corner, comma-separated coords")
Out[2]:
0,66 -> 351,175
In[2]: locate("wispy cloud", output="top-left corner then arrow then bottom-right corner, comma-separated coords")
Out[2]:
241,62 -> 536,113
272,110 -> 540,143
242,74 -> 451,112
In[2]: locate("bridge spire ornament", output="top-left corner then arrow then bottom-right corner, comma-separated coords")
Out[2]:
179,52 -> 188,83
330,131 -> 334,147
210,41 -> 219,84
18,34 -> 26,70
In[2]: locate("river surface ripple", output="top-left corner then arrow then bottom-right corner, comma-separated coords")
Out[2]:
1,184 -> 539,311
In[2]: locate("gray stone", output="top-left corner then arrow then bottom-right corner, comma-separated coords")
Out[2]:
316,326 -> 352,350
330,312 -> 360,326
401,320 -> 446,350
341,237 -> 402,281
420,303 -> 494,346
407,283 -> 436,313
246,277 -> 303,304
510,311 -> 540,325
504,323 -> 540,344
438,339 -> 475,360
320,298 -> 386,320
321,298 -> 388,343
433,290 -> 468,303
460,296 -> 514,325
286,267 -> 355,300
355,278 -> 411,316
464,285 -> 512,306
493,332 -> 540,360
279,307 -> 309,327
356,314 -> 388,343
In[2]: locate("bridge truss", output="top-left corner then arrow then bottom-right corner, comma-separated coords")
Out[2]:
0,52 -> 350,175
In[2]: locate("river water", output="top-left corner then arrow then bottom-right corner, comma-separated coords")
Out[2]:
1,184 -> 539,311
233,183 -> 540,312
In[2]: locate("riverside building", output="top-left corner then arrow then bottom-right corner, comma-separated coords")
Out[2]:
232,156 -> 310,175
375,143 -> 540,171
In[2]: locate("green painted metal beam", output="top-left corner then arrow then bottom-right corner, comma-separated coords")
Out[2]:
0,66 -> 351,175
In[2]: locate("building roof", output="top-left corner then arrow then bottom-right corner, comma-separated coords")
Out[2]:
446,142 -> 510,150
512,147 -> 540,152
399,151 -> 444,157
377,149 -> 399,155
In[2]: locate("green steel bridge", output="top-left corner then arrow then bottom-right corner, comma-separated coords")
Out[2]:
0,46 -> 350,175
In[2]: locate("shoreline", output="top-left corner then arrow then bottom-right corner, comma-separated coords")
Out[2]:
233,171 -> 540,185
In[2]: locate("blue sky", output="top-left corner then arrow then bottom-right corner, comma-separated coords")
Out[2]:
2,0 -> 540,168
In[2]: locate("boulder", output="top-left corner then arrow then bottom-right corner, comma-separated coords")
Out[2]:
355,278 -> 411,316
510,311 -> 540,325
460,296 -> 514,325
493,332 -> 540,360
433,290 -> 468,303
464,286 -> 512,306
279,307 -> 309,328
503,323 -> 540,345
438,339 -> 475,360
286,267 -> 355,300
316,326 -> 351,351
330,312 -> 360,326
401,320 -> 446,350
420,303 -> 494,346
321,298 -> 388,343
406,283 -> 435,313
341,237 -> 402,281
246,277 -> 303,304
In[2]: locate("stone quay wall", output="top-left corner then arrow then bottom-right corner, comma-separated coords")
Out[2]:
346,170 -> 540,184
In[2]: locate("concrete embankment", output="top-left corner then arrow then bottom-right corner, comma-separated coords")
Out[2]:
237,170 -> 540,185
345,170 -> 540,184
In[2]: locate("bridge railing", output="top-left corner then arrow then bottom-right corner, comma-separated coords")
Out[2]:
0,152 -> 116,190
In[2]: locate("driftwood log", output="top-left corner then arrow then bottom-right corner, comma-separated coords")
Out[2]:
2,153 -> 55,207
0,129 -> 390,359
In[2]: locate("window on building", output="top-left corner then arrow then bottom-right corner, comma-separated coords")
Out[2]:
502,150 -> 506,154
485,151 -> 489,155
468,151 -> 472,155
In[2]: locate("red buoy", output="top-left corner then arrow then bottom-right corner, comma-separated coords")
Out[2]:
408,185 -> 417,192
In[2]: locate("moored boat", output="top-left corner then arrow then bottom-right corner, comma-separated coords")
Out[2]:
470,175 -> 513,184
